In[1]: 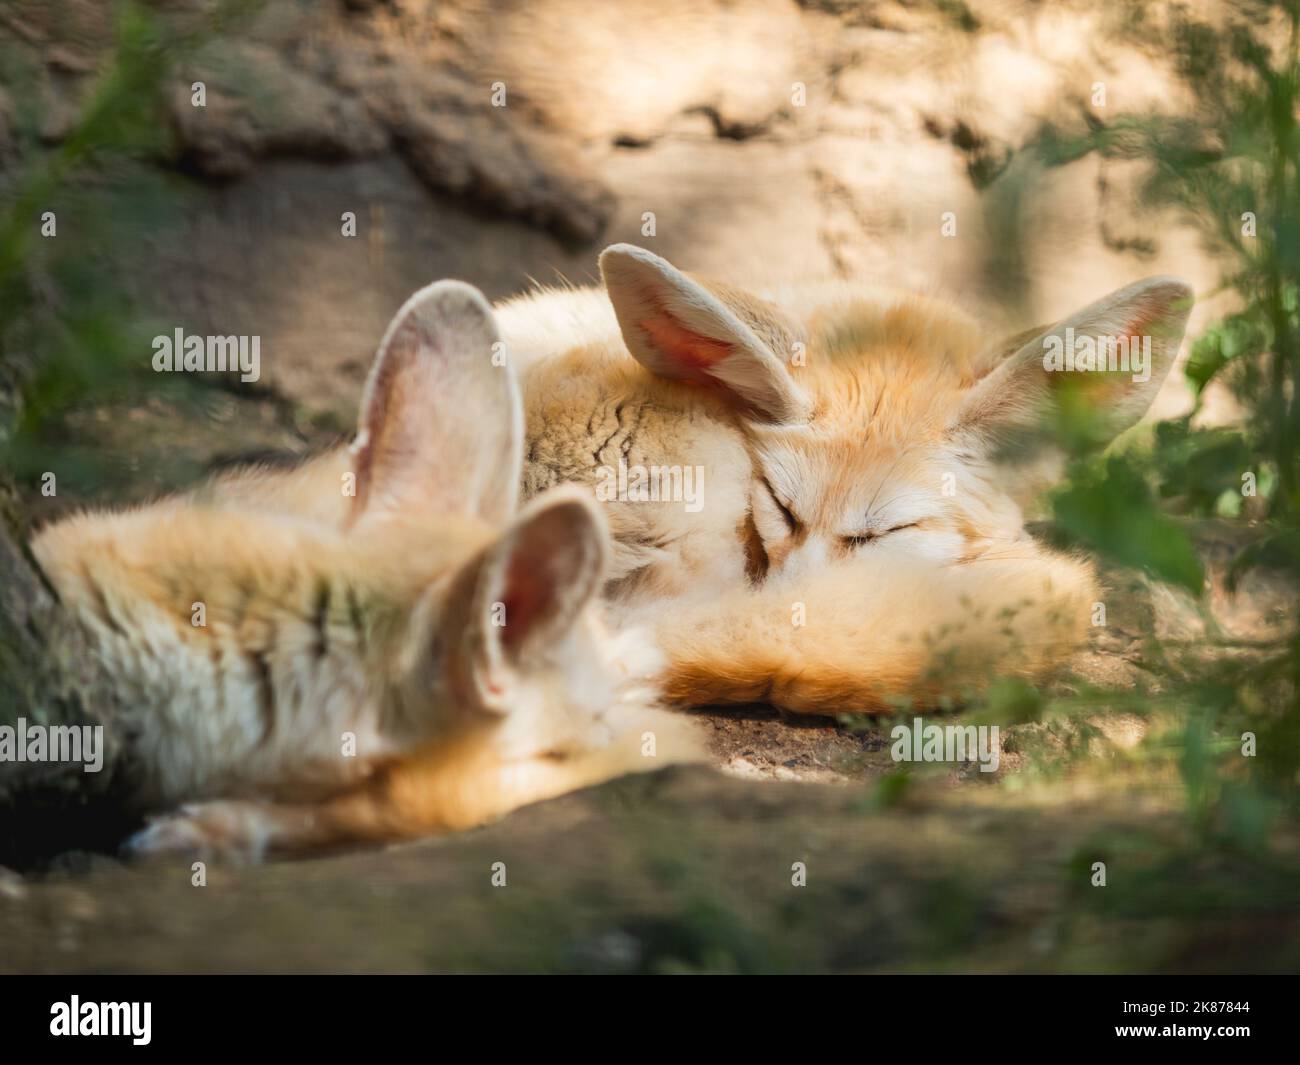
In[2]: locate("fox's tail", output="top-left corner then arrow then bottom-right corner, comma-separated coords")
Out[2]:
647,544 -> 1097,715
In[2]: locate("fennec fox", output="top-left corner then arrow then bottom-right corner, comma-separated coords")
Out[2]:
499,245 -> 1193,713
31,282 -> 696,860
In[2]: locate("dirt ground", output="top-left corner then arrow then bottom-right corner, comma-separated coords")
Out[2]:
4,764 -> 1298,974
2,0 -> 1298,973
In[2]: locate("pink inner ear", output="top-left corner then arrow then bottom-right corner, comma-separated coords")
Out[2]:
1119,296 -> 1173,352
349,321 -> 425,522
499,550 -> 552,656
639,312 -> 734,381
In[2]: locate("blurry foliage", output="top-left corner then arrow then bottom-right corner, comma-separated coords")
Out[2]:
1051,456 -> 1205,594
1036,1 -> 1300,512
1009,0 -> 1300,847
1148,419 -> 1261,516
0,0 -> 261,500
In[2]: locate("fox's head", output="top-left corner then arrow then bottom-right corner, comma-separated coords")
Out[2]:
600,244 -> 1193,583
346,282 -> 665,759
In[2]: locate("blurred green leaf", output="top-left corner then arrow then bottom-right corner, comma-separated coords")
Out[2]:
1052,456 -> 1205,594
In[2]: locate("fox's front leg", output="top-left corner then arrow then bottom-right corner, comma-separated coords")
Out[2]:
123,787 -> 410,863
122,729 -> 532,861
123,716 -> 691,861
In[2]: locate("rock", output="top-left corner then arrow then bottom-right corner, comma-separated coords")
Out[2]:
168,43 -> 389,178
395,110 -> 614,246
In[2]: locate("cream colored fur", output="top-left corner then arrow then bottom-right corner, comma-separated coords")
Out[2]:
31,281 -> 698,861
502,246 -> 1192,712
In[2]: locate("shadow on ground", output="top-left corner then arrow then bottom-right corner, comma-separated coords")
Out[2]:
4,765 -> 1298,974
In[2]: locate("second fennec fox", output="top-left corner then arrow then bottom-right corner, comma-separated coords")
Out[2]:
31,282 -> 696,860
498,245 -> 1193,713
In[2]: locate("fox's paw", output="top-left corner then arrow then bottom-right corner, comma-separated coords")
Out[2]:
123,801 -> 279,864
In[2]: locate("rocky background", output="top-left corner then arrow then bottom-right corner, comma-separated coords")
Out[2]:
1,0 -> 1236,417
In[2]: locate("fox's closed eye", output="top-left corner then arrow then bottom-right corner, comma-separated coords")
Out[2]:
843,522 -> 921,549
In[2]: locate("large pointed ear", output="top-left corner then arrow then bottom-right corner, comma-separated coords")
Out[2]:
444,487 -> 609,716
349,281 -> 522,527
955,276 -> 1193,450
599,243 -> 812,424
